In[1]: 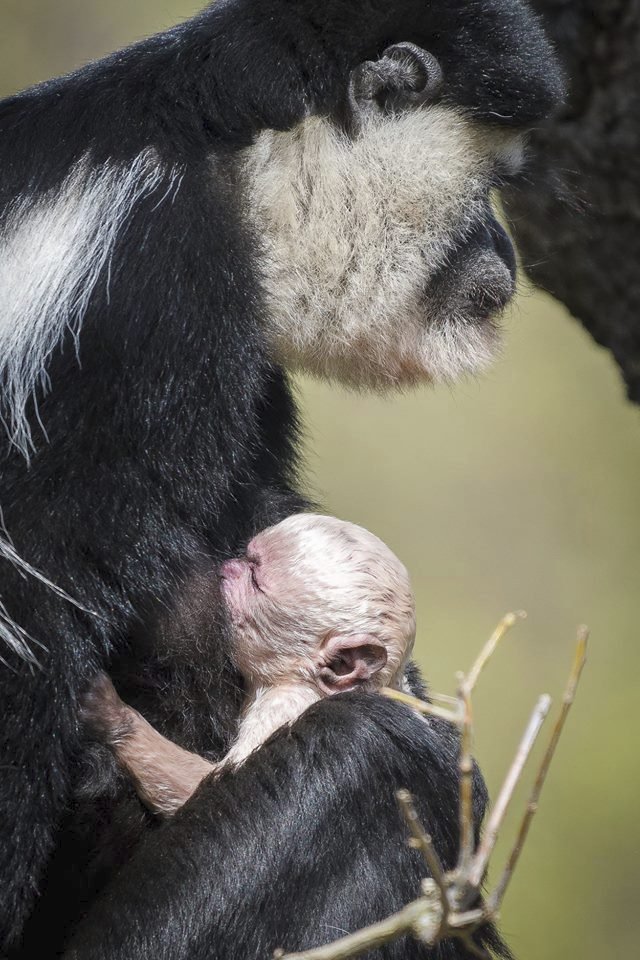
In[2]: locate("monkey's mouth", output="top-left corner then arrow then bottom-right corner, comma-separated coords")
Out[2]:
428,214 -> 517,325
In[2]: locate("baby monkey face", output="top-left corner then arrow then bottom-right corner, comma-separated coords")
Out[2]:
220,514 -> 416,693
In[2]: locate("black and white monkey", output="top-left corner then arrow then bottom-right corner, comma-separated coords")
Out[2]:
0,0 -> 562,956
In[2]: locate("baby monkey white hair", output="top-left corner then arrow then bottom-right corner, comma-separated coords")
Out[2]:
225,512 -> 417,693
219,512 -> 417,769
83,513 -> 419,814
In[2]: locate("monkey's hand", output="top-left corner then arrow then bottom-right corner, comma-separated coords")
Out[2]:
80,672 -> 137,746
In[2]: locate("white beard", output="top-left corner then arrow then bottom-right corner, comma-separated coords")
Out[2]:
243,107 -> 521,390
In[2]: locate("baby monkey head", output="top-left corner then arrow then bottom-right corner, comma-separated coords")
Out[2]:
220,514 -> 416,695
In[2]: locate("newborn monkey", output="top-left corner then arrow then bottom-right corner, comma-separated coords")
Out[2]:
84,514 -> 416,816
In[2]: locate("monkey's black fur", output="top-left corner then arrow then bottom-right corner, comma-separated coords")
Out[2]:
63,695 -> 508,960
0,1 -> 561,955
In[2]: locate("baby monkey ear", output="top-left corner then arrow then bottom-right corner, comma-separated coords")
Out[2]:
317,634 -> 388,694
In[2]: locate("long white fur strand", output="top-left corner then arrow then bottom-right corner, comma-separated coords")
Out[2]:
0,149 -> 175,660
0,148 -> 169,458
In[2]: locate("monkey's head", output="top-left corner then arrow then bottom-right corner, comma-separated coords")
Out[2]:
241,0 -> 564,390
220,514 -> 416,696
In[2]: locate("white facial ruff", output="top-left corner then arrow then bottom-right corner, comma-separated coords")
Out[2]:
243,107 -> 517,389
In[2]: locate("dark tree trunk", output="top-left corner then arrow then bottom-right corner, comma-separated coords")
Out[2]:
504,0 -> 640,401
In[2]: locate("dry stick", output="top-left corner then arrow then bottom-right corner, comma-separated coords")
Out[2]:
456,612 -> 525,879
457,680 -> 475,874
397,789 -> 449,914
384,612 -> 527,723
278,626 -> 588,960
447,909 -> 486,930
273,891 -> 442,960
487,629 -> 588,914
464,611 -> 527,695
460,933 -> 492,960
467,693 -> 552,892
277,795 -> 453,960
381,607 -> 524,725
428,692 -> 460,707
380,687 -> 457,724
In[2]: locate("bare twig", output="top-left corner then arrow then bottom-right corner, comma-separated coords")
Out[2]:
273,889 -> 443,960
459,933 -> 492,960
277,621 -> 588,960
447,909 -> 485,930
463,611 -> 527,695
380,687 -> 457,724
487,628 -> 588,914
397,789 -> 448,913
456,612 -> 527,881
428,692 -> 459,707
467,693 -> 552,893
457,681 -> 475,874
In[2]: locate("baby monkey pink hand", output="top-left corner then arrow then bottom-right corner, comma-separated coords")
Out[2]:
82,673 -> 216,817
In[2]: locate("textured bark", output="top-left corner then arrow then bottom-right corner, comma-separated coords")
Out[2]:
504,0 -> 640,401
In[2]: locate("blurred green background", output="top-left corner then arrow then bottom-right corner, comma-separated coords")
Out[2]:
2,3 -> 639,958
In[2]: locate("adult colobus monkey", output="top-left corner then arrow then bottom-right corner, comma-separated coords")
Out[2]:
0,1 -> 562,956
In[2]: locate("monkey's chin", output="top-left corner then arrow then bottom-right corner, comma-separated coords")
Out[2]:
274,218 -> 514,391
284,314 -> 504,393
281,273 -> 508,390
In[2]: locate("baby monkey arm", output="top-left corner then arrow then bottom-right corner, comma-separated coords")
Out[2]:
82,674 -> 216,816
81,677 -> 319,817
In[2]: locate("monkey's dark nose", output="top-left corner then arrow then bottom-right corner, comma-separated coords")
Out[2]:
460,217 -> 517,282
485,219 -> 517,281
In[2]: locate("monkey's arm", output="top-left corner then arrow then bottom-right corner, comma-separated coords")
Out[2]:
83,675 -> 216,817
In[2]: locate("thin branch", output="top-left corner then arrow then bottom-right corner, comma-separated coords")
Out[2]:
428,692 -> 459,707
274,890 -> 442,960
397,789 -> 448,914
381,687 -> 457,724
464,611 -> 527,695
277,623 -> 588,960
447,909 -> 486,929
467,693 -> 552,891
460,933 -> 492,960
455,610 -> 527,884
457,680 -> 475,874
487,629 -> 588,913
